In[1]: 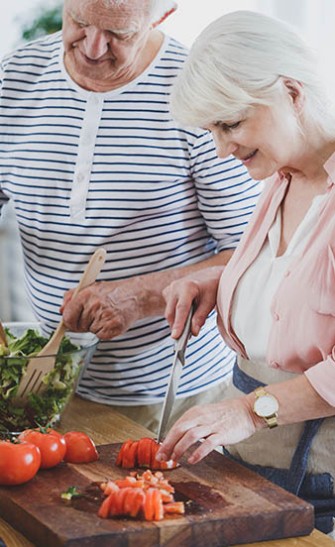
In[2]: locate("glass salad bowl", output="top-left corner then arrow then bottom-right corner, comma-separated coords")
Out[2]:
0,322 -> 98,433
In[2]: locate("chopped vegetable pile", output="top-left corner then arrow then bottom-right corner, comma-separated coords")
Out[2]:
98,469 -> 185,521
0,327 -> 82,432
116,437 -> 178,470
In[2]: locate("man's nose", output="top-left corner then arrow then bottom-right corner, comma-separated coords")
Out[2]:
83,27 -> 109,59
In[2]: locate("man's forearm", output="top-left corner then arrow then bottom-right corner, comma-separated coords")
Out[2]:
135,249 -> 234,318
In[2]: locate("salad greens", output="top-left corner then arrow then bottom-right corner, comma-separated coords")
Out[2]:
0,327 -> 83,432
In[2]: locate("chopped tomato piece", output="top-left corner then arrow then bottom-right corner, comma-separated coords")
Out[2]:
98,468 -> 185,521
98,493 -> 115,519
124,488 -> 145,517
130,489 -> 146,518
143,488 -> 155,521
137,437 -> 153,468
101,480 -> 120,496
164,501 -> 185,515
153,489 -> 164,521
112,488 -> 129,516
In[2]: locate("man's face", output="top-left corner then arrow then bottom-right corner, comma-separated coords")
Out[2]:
62,0 -> 154,90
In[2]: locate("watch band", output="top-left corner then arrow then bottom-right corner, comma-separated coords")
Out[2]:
253,387 -> 279,429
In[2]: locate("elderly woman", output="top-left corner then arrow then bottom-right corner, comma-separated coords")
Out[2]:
156,10 -> 335,534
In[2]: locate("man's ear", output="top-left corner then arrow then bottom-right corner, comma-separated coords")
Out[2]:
283,78 -> 305,111
151,2 -> 177,28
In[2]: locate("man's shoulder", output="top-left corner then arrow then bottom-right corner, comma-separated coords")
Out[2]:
161,34 -> 189,62
2,31 -> 62,69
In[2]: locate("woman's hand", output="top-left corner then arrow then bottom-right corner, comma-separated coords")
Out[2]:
163,266 -> 224,339
156,397 -> 257,465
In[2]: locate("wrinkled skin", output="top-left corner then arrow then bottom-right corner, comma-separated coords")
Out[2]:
62,0 -> 166,91
61,278 -> 145,339
156,397 -> 257,465
163,266 -> 224,339
61,253 -> 232,339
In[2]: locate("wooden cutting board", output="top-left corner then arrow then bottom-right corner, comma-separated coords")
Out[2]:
0,443 -> 314,547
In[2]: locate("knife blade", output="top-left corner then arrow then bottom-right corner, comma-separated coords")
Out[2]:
157,307 -> 193,442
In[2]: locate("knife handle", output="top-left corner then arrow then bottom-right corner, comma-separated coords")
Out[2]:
174,306 -> 193,355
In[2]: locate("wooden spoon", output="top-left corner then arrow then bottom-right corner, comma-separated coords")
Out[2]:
16,248 -> 106,400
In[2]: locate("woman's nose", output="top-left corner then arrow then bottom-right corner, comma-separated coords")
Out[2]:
215,136 -> 238,159
210,129 -> 238,159
83,27 -> 109,59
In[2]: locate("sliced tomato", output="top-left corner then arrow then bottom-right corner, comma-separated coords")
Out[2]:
123,487 -> 145,517
143,488 -> 155,521
116,437 -> 178,470
150,439 -> 159,468
137,437 -> 153,468
153,488 -> 164,521
63,431 -> 98,464
101,480 -> 120,496
112,488 -> 129,516
115,443 -> 125,467
116,439 -> 133,468
163,501 -> 185,515
130,489 -> 146,517
98,493 -> 115,519
122,440 -> 138,468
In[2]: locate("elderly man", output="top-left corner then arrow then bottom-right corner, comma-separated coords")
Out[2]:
0,0 -> 260,433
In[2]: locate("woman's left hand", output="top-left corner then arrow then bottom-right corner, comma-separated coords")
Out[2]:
156,397 -> 257,465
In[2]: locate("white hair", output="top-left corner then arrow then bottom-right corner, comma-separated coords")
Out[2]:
171,10 -> 335,138
101,0 -> 176,22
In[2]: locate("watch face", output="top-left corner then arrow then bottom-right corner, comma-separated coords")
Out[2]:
254,394 -> 279,417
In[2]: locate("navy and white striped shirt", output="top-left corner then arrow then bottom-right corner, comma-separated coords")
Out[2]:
0,32 -> 260,405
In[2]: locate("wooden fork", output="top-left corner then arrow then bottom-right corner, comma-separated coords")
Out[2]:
16,248 -> 107,400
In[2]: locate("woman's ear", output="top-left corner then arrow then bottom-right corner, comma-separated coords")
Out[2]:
151,3 -> 177,28
283,78 -> 305,112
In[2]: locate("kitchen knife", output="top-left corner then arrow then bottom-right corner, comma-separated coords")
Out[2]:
157,307 -> 193,442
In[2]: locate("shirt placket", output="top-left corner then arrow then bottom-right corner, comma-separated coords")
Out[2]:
70,93 -> 103,221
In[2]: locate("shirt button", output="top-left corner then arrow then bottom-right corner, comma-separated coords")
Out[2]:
273,312 -> 280,321
284,270 -> 290,277
77,173 -> 85,183
271,361 -> 280,369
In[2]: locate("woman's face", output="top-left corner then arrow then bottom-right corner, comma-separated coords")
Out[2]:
206,85 -> 303,180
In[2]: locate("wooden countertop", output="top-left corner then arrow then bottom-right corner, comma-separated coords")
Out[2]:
1,396 -> 334,547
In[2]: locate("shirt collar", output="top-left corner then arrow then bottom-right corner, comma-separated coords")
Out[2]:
323,151 -> 335,187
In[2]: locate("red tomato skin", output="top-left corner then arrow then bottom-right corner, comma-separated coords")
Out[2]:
63,431 -> 99,463
0,441 -> 41,485
19,429 -> 67,469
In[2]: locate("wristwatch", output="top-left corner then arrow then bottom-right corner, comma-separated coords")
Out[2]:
253,387 -> 279,429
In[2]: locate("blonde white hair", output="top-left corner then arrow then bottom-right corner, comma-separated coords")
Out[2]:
171,10 -> 335,137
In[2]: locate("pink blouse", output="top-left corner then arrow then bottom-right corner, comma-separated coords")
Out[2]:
217,154 -> 335,407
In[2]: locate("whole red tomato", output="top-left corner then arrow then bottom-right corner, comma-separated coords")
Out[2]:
0,440 -> 41,485
64,431 -> 99,463
19,428 -> 67,469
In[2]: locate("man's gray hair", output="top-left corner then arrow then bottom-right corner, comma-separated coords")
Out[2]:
101,0 -> 176,22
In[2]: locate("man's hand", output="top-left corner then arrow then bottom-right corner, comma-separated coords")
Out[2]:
61,279 -> 146,339
61,251 -> 231,340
